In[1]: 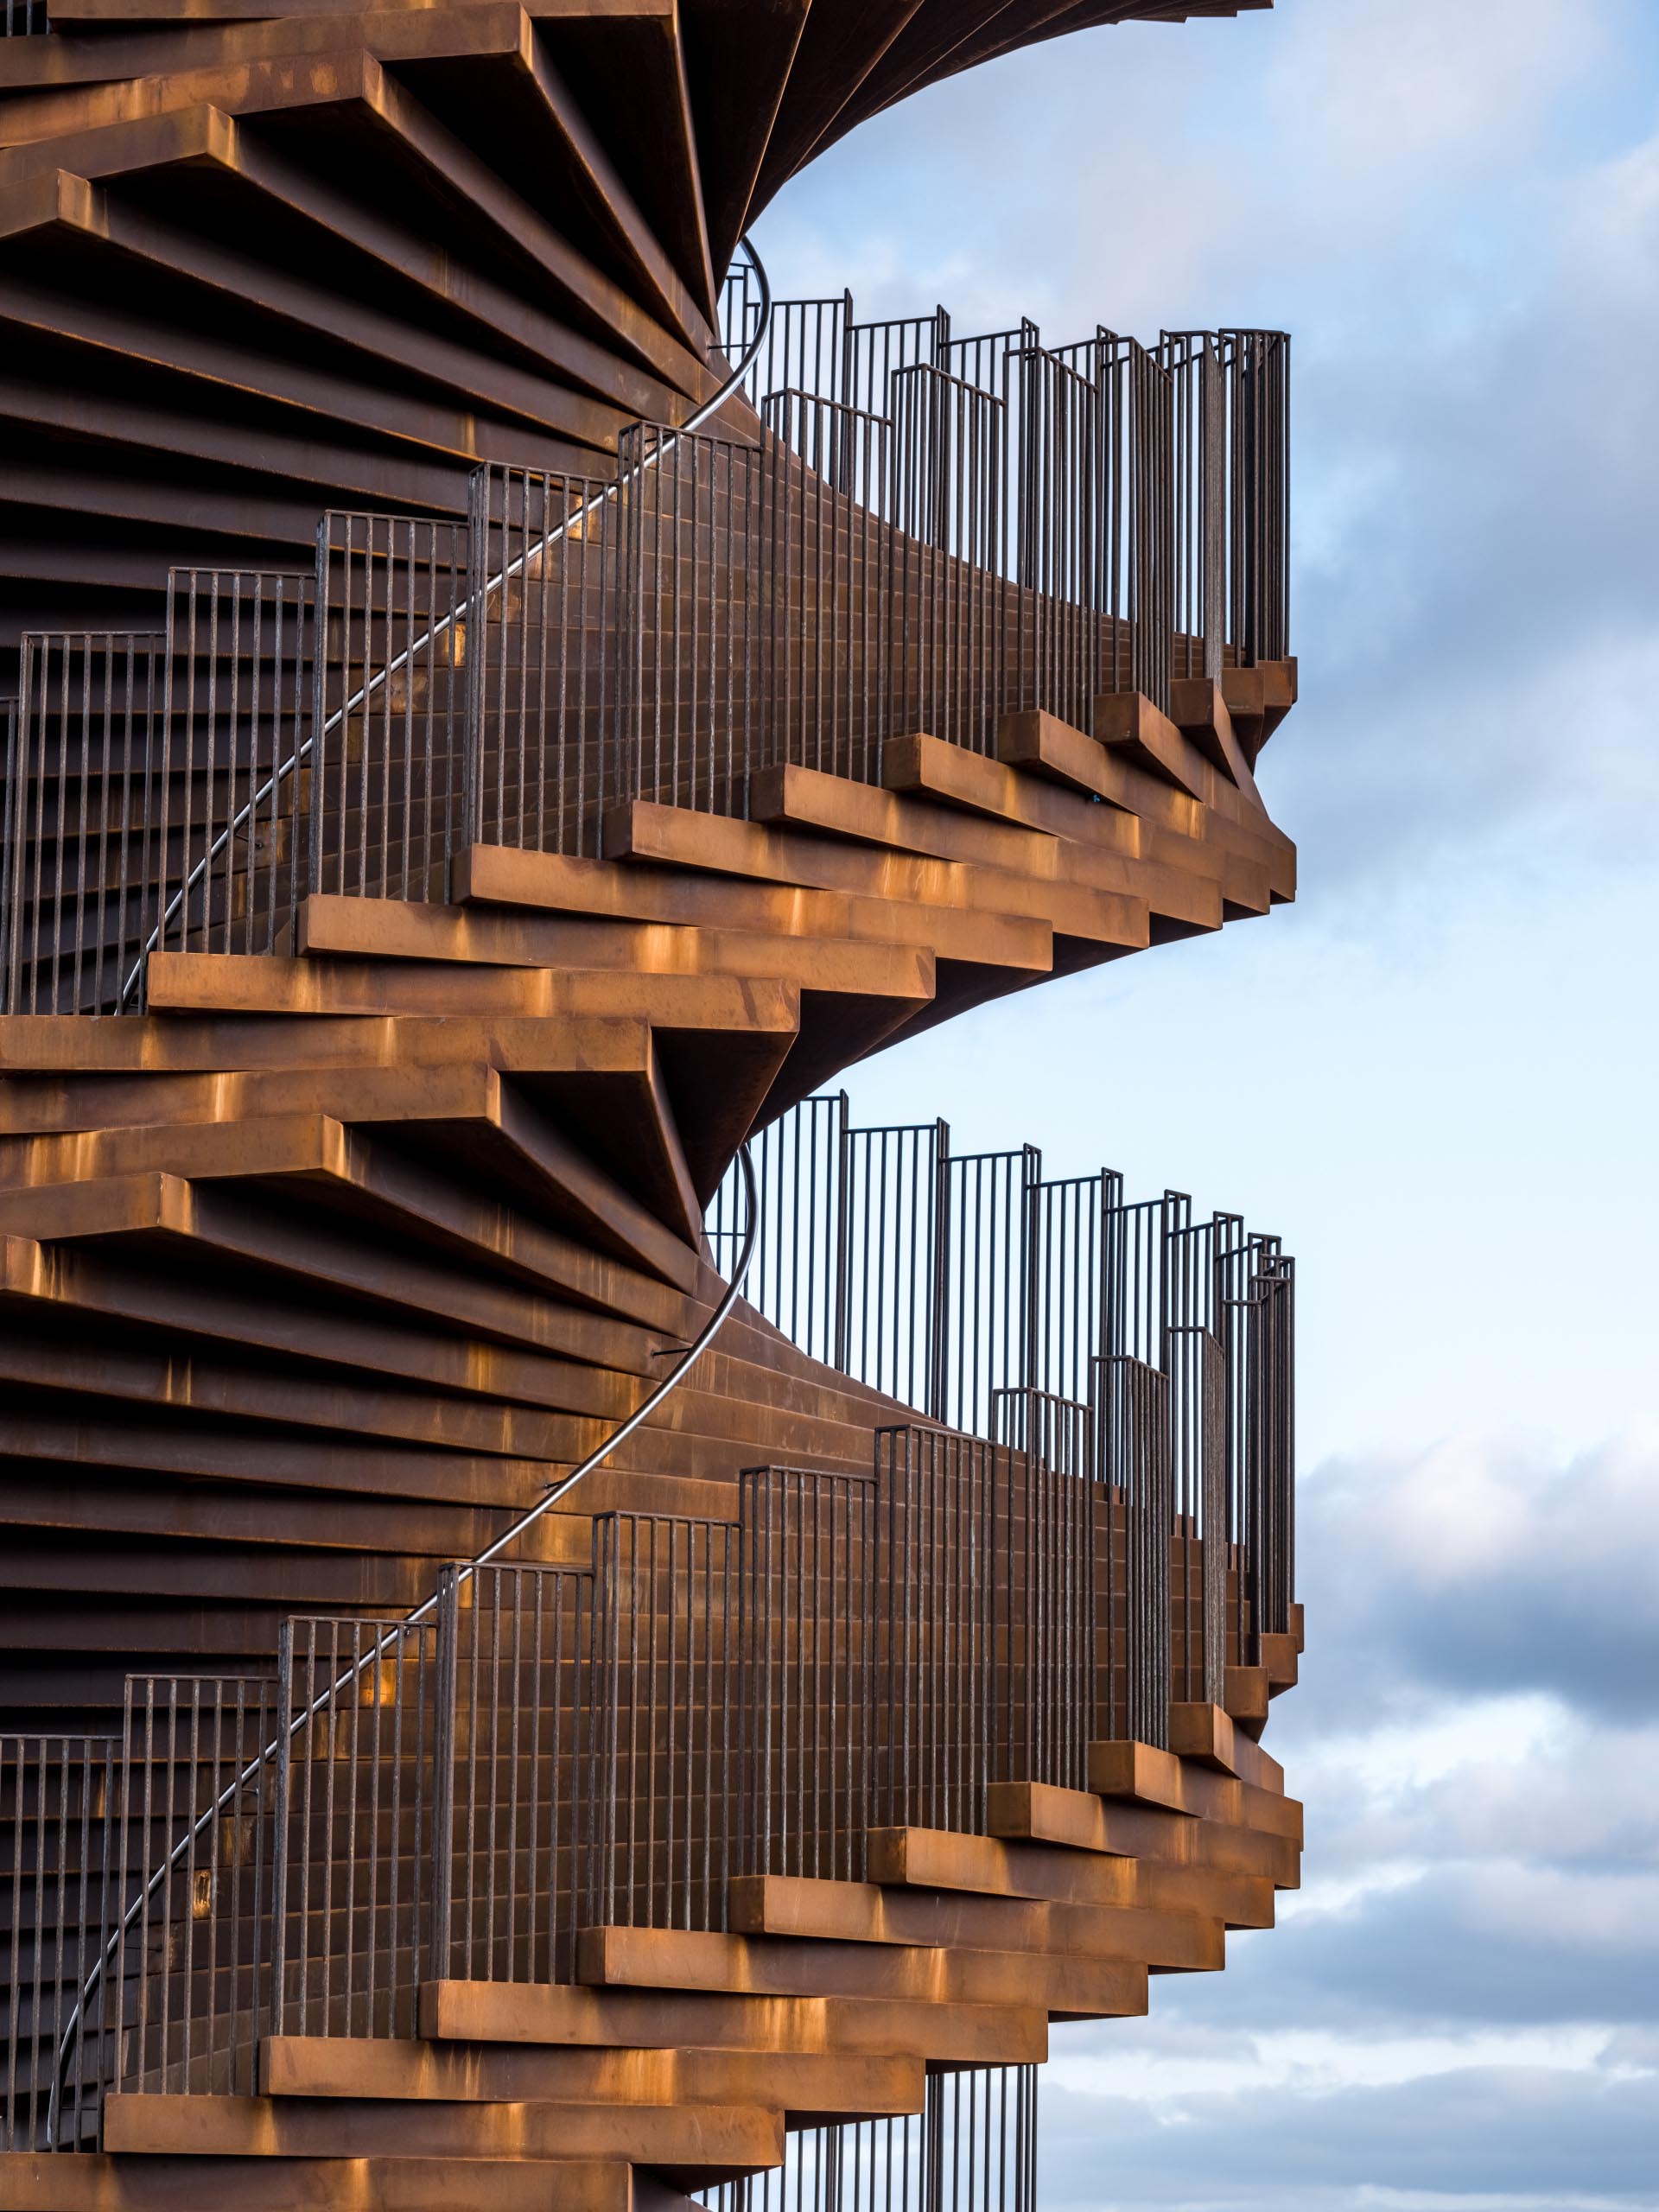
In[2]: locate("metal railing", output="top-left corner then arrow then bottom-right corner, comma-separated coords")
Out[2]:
3,1074 -> 1294,2166
1,270 -> 1288,1016
761,391 -> 893,785
2,0 -> 47,30
0,243 -> 774,1014
739,1464 -> 879,1885
19,1391 -> 1132,2133
696,2062 -> 1038,2212
464,462 -> 614,856
613,423 -> 766,821
2,1736 -> 118,2150
2,633 -> 166,1015
705,1091 -> 1297,1700
12,1149 -> 759,2149
312,515 -> 467,905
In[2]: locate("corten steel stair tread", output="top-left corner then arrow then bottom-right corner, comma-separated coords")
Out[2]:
0,1048 -> 708,1247
1221,660 -> 1300,764
747,0 -> 919,201
1095,688 -> 1268,817
988,1779 -> 1303,1888
0,1142 -> 696,1332
451,841 -> 1060,971
0,2150 -> 702,2210
0,1533 -> 486,1611
0,1340 -> 885,1515
1223,1661 -> 1276,1732
574,1922 -> 1159,2011
652,768 -> 1065,880
0,1238 -> 664,1442
943,735 -> 1280,921
0,1310 -> 624,1466
0,9 -> 715,377
0,1195 -> 655,1371
588,1893 -> 1211,1981
0,1075 -> 699,1291
0,1032 -> 667,1131
864,1825 -> 1276,1932
0,1054 -> 710,1250
1168,676 -> 1262,794
1090,1741 -> 1303,1838
129,957 -> 930,1119
724,1871 -> 1221,1971
551,0 -> 721,321
0,1226 -> 685,1435
741,758 -> 1200,931
0,1007 -> 796,1220
139,952 -> 815,1027
598,798 -> 1166,951
890,723 -> 1294,906
258,2035 -> 926,2120
1169,1700 -> 1287,1788
296,893 -> 976,995
0,1003 -> 801,1077
101,2092 -> 784,2172
993,714 -> 1294,905
1259,1630 -> 1301,1693
742,753 -> 1229,947
266,916 -> 944,1115
422,1979 -> 1051,2064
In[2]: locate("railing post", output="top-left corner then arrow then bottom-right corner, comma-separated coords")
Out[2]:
1,674 -> 26,1016
307,516 -> 329,903
268,1625 -> 296,2042
927,1116 -> 951,1424
429,1567 -> 460,1986
461,466 -> 491,858
1201,339 -> 1227,682
832,1090 -> 852,1376
1225,329 -> 1291,665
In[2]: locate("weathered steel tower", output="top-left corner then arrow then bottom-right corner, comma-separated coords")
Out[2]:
0,1 -> 1301,2202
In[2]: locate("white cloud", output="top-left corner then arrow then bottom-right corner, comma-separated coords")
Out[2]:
1262,0 -> 1607,194
1048,2023 -> 1624,2104
756,5 -> 1659,2204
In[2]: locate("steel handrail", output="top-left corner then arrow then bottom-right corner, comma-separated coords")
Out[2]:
114,235 -> 772,1011
48,1142 -> 759,2141
53,243 -> 773,2129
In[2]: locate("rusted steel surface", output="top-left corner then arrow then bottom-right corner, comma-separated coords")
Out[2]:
0,2 -> 1305,2202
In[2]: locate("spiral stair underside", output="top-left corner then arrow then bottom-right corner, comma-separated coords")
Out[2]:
1,0 -> 1301,2202
0,674 -> 1295,1711
0,0 -> 1269,645
0,677 -> 1301,2207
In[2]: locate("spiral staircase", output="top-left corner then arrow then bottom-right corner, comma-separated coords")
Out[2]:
1,1 -> 1300,2205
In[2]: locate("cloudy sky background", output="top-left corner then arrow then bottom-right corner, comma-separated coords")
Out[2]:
751,3 -> 1659,2204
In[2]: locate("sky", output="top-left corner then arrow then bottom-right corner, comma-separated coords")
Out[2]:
750,3 -> 1659,2206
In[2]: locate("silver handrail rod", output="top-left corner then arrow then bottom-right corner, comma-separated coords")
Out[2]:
48,1145 -> 760,2141
115,235 -> 772,1011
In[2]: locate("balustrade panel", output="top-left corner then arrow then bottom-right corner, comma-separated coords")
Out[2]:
272,1616 -> 441,2044
1,1734 -> 118,2152
117,1675 -> 282,2101
3,631 -> 165,1015
433,1564 -> 591,1986
312,515 -> 468,903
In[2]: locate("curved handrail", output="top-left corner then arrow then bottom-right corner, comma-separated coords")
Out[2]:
115,235 -> 772,1011
48,1143 -> 760,2141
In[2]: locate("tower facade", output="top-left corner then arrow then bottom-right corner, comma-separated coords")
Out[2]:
0,2 -> 1301,2203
